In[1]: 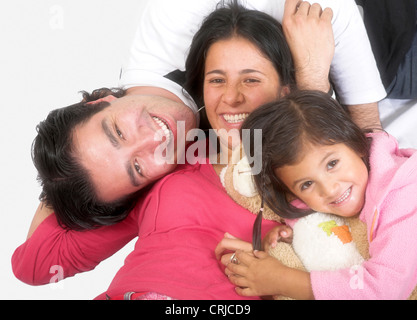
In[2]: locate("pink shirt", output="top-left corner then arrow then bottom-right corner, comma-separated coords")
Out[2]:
311,133 -> 417,299
12,162 -> 278,300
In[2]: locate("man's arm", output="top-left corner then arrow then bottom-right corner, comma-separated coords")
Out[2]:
27,202 -> 54,239
282,0 -> 334,94
347,102 -> 382,130
281,0 -> 386,129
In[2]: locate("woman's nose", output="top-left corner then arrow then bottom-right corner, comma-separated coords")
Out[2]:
222,83 -> 243,106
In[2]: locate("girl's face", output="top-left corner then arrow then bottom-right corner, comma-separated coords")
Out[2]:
204,36 -> 288,153
275,143 -> 369,218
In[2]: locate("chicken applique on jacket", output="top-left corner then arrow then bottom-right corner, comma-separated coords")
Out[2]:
221,147 -> 417,300
220,147 -> 369,299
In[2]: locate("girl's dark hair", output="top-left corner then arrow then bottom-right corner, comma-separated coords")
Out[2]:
32,88 -> 143,230
184,0 -> 295,131
242,90 -> 372,219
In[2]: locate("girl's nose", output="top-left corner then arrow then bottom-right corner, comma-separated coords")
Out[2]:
319,180 -> 339,199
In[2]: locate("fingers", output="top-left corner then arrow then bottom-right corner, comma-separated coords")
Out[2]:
235,286 -> 256,297
321,7 -> 334,22
215,234 -> 253,260
296,1 -> 312,16
263,225 -> 294,250
285,0 -> 333,20
279,225 -> 294,244
253,250 -> 269,259
284,0 -> 302,18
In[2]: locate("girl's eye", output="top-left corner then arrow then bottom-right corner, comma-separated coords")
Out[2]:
301,181 -> 313,191
327,160 -> 339,170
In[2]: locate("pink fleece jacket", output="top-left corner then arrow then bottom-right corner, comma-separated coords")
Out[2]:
311,132 -> 417,299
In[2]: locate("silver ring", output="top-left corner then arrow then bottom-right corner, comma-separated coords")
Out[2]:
230,253 -> 239,264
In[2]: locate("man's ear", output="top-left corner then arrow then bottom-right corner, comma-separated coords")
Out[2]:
85,95 -> 117,105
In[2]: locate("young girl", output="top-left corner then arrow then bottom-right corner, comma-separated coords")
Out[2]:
221,90 -> 417,300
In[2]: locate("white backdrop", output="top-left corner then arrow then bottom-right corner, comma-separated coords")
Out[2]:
1,0 -> 416,301
0,0 -> 145,300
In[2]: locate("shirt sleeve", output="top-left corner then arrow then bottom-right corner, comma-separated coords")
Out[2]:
12,211 -> 138,286
118,0 -> 215,112
320,0 -> 387,105
311,183 -> 417,300
120,0 -> 385,107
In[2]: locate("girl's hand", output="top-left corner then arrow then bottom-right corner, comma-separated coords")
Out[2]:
225,250 -> 286,297
226,250 -> 315,300
262,225 -> 293,252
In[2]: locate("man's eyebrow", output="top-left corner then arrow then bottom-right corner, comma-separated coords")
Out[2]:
101,120 -> 120,149
126,162 -> 141,187
102,119 -> 141,188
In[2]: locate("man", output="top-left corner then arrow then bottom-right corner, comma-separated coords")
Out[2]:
29,0 -> 385,232
121,0 -> 386,129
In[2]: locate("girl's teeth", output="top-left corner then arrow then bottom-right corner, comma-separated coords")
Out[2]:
223,113 -> 249,124
333,188 -> 352,204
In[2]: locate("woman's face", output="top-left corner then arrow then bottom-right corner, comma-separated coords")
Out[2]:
72,95 -> 196,202
275,143 -> 369,218
204,36 -> 288,152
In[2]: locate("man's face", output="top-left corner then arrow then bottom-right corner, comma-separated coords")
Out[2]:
72,95 -> 196,202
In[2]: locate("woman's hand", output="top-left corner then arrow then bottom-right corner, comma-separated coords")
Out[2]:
215,233 -> 253,265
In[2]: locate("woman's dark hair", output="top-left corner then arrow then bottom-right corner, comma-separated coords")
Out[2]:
32,88 -> 143,230
242,90 -> 372,219
184,0 -> 295,131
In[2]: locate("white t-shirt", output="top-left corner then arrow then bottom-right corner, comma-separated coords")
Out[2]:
119,0 -> 386,110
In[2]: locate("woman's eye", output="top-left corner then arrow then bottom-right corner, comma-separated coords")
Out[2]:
244,78 -> 260,84
301,181 -> 313,191
208,78 -> 224,84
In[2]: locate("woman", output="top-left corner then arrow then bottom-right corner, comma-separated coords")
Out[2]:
28,0 -> 336,233
13,2 -> 333,299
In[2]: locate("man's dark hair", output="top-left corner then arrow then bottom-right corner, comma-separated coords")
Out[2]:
32,88 -> 142,230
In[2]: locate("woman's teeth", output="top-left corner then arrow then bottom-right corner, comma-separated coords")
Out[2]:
153,116 -> 172,143
223,113 -> 249,124
333,187 -> 352,205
